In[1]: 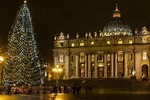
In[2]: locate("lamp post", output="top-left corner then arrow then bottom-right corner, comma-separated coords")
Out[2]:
52,65 -> 63,84
52,65 -> 63,93
0,56 -> 4,85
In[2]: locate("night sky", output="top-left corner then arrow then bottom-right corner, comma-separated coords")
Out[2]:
0,0 -> 150,64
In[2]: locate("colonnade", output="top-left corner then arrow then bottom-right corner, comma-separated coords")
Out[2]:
54,51 -> 136,79
73,52 -> 120,78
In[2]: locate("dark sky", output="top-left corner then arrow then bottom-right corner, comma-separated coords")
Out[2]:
0,0 -> 150,64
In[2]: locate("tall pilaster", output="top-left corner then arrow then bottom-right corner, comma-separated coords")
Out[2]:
54,53 -> 58,66
94,54 -> 98,78
104,54 -> 107,78
111,53 -> 114,77
88,53 -> 91,78
85,53 -> 88,78
75,54 -> 79,78
124,52 -> 128,77
115,52 -> 118,77
135,51 -> 141,79
65,53 -> 70,79
0,67 -> 2,85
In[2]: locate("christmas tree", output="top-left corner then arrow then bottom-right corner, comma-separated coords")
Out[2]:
2,0 -> 43,86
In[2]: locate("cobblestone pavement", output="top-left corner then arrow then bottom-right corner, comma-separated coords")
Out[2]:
0,93 -> 150,100
1,86 -> 150,100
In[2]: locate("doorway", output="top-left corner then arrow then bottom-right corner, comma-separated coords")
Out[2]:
142,65 -> 148,78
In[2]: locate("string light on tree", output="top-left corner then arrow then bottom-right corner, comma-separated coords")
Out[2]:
2,1 -> 43,86
24,0 -> 27,4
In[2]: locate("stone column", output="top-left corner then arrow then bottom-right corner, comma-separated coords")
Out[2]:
85,53 -> 88,78
88,53 -> 91,78
104,54 -> 107,78
65,53 -> 70,79
94,54 -> 98,78
54,54 -> 58,66
111,53 -> 114,77
75,54 -> 79,78
124,52 -> 128,78
115,53 -> 118,77
0,67 -> 2,85
135,51 -> 141,79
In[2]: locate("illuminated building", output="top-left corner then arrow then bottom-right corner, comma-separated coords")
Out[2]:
53,4 -> 150,80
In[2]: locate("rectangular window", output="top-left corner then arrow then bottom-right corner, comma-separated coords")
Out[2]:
71,43 -> 75,47
129,40 -> 133,44
107,41 -> 110,44
91,41 -> 94,45
80,42 -> 84,46
118,40 -> 123,44
60,42 -> 64,47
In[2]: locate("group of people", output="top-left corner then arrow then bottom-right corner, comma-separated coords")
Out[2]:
0,83 -> 81,95
0,82 -> 93,95
72,83 -> 81,95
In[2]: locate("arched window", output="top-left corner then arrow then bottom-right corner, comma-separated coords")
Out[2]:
71,43 -> 75,47
142,51 -> 147,60
97,52 -> 103,62
107,54 -> 110,61
91,55 -> 95,62
118,51 -> 123,62
59,54 -> 64,62
80,52 -> 85,63
142,37 -> 147,43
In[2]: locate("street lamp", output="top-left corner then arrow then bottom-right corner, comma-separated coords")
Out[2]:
0,56 -> 4,85
0,56 -> 4,63
52,65 -> 63,84
52,65 -> 63,96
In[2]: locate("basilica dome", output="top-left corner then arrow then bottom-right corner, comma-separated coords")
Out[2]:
102,5 -> 133,37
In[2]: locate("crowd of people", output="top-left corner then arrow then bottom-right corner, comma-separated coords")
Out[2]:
0,83 -> 92,95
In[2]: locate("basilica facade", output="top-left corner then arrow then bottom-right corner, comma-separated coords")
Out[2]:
53,5 -> 150,80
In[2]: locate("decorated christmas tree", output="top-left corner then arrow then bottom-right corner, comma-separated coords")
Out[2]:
2,0 -> 43,86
